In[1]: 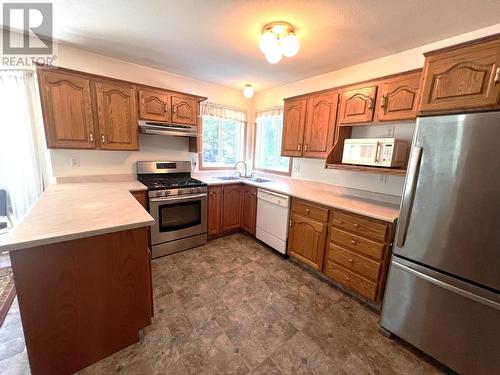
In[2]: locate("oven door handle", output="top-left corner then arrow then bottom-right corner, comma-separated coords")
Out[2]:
150,193 -> 207,202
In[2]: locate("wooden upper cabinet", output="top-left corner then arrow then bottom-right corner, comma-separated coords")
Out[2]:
339,85 -> 377,125
171,95 -> 197,125
208,186 -> 223,236
377,71 -> 421,121
38,70 -> 95,149
419,37 -> 500,113
138,88 -> 170,122
222,185 -> 242,231
282,98 -> 307,157
94,81 -> 138,150
240,186 -> 257,235
303,91 -> 339,158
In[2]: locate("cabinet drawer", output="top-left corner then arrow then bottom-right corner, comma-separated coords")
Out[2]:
331,227 -> 385,260
331,210 -> 388,242
327,243 -> 382,281
325,261 -> 377,301
292,199 -> 329,222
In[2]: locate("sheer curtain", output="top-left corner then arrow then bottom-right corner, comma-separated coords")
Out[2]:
0,69 -> 48,225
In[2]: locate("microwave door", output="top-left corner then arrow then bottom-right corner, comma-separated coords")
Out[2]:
344,141 -> 379,166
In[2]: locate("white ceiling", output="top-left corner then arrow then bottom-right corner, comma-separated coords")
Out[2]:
45,0 -> 500,91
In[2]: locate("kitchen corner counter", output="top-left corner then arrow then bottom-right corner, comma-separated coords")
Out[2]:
195,174 -> 400,223
0,181 -> 154,252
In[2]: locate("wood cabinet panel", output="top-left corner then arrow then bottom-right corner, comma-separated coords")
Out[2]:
419,37 -> 500,113
330,227 -> 385,260
327,243 -> 382,282
208,186 -> 223,236
291,199 -> 329,222
130,190 -> 148,209
171,95 -> 197,125
377,71 -> 421,121
95,81 -> 138,150
38,70 -> 96,149
331,209 -> 388,242
339,85 -> 377,124
303,91 -> 339,158
324,261 -> 377,301
138,88 -> 170,122
288,212 -> 327,270
222,184 -> 242,231
240,185 -> 257,235
282,98 -> 307,157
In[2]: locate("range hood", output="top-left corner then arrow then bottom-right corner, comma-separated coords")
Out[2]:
138,120 -> 197,138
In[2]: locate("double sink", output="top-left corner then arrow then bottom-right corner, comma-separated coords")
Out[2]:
215,176 -> 274,184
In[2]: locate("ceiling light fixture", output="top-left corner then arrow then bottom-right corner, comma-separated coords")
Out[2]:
243,84 -> 254,98
259,22 -> 300,64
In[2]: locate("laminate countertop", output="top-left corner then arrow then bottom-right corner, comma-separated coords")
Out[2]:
194,174 -> 400,223
0,181 -> 153,252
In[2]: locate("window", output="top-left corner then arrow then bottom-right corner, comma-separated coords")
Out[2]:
200,103 -> 246,168
254,107 -> 290,174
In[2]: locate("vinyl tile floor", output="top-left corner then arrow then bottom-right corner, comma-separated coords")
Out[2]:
0,234 -> 449,374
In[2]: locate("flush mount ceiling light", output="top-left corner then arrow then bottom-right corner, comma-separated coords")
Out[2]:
259,21 -> 300,64
243,84 -> 254,98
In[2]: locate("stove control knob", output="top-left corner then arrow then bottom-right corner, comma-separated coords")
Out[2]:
165,190 -> 171,196
190,188 -> 196,193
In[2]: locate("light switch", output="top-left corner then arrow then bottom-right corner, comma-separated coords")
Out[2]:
70,157 -> 80,167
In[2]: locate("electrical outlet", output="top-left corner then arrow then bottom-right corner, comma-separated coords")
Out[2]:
387,126 -> 395,137
70,157 -> 80,167
378,175 -> 387,184
293,161 -> 300,173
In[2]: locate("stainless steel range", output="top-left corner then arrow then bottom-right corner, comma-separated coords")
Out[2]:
137,161 -> 207,259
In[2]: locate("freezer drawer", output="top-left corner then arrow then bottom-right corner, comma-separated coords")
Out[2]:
380,258 -> 500,375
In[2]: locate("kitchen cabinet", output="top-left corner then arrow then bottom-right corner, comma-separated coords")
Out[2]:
171,94 -> 197,125
131,190 -> 148,209
324,208 -> 393,303
138,88 -> 170,122
338,85 -> 377,125
376,71 -> 421,121
222,184 -> 243,232
282,98 -> 307,157
287,199 -> 329,271
94,80 -> 138,150
240,185 -> 257,235
38,70 -> 96,149
208,186 -> 223,236
419,35 -> 500,114
303,91 -> 340,158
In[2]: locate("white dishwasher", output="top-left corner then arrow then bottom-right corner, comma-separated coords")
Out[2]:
256,189 -> 290,254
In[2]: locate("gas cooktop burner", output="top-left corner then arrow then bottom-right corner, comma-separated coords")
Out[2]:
140,177 -> 206,190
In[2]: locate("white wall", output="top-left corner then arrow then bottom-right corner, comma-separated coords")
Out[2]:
253,23 -> 500,196
49,44 -> 251,178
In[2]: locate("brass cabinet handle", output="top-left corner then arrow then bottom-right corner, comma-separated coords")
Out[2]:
345,277 -> 351,282
495,67 -> 500,83
164,103 -> 168,112
380,95 -> 387,109
89,133 -> 94,142
305,208 -> 310,214
353,223 -> 359,229
351,240 -> 356,245
348,258 -> 353,263
289,219 -> 293,227
304,144 -> 308,152
368,97 -> 374,110
297,144 -> 301,151
101,134 -> 106,144
173,105 -> 177,114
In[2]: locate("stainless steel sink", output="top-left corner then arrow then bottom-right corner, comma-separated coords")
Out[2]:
249,177 -> 273,183
214,176 -> 240,181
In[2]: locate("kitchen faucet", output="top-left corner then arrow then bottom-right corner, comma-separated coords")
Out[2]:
234,161 -> 252,178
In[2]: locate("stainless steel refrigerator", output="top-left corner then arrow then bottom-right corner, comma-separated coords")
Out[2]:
380,112 -> 500,375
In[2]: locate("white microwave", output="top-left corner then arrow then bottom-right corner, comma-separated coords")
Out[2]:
342,138 -> 409,168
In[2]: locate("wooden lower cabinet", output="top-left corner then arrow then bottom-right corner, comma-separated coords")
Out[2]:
222,184 -> 243,231
288,199 -> 329,271
208,186 -> 223,236
130,190 -> 148,209
240,185 -> 257,235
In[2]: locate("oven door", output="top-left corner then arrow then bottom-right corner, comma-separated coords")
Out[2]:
149,193 -> 207,245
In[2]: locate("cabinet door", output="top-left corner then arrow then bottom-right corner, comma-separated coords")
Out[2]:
377,71 -> 421,121
208,186 -> 223,236
38,70 -> 95,149
338,86 -> 377,125
419,38 -> 500,113
240,186 -> 257,235
95,81 -> 138,150
287,213 -> 327,270
138,88 -> 170,122
171,95 -> 197,125
222,185 -> 242,231
303,91 -> 339,158
282,98 -> 306,157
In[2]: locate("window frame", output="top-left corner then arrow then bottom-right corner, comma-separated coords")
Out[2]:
198,113 -> 247,171
252,109 -> 292,176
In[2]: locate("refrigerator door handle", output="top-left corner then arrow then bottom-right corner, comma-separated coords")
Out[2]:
392,260 -> 500,311
396,146 -> 422,248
